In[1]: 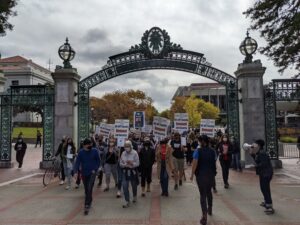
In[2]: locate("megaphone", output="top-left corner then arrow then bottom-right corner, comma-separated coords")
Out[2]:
243,143 -> 259,154
243,143 -> 253,151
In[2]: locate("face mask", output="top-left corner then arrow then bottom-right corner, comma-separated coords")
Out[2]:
125,147 -> 131,152
87,146 -> 92,150
223,138 -> 228,142
18,139 -> 22,143
109,143 -> 114,146
144,142 -> 150,146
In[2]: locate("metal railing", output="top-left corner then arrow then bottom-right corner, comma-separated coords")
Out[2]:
278,142 -> 300,158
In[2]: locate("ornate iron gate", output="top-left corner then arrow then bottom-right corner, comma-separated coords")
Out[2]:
264,79 -> 300,159
0,85 -> 54,163
78,27 -> 240,143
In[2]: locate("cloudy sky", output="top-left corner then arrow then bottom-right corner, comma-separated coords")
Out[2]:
0,0 -> 296,111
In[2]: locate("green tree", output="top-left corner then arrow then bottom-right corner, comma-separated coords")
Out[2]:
0,0 -> 17,36
244,0 -> 300,74
197,99 -> 220,119
159,109 -> 171,119
184,95 -> 201,128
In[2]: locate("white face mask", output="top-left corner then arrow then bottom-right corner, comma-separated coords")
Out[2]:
125,147 -> 131,152
223,138 -> 228,142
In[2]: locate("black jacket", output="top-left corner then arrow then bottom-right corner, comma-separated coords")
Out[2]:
253,150 -> 273,177
217,142 -> 233,161
139,145 -> 155,168
14,141 -> 27,151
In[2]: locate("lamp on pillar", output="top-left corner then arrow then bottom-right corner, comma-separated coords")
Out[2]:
58,37 -> 76,68
239,31 -> 258,63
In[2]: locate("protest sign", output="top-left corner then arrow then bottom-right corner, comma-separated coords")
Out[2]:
99,123 -> 114,138
200,119 -> 215,138
153,116 -> 170,139
174,113 -> 189,134
114,119 -> 129,138
133,111 -> 145,129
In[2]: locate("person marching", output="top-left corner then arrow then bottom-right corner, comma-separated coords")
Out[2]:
35,130 -> 42,148
55,136 -> 67,185
62,137 -> 76,190
14,136 -> 27,168
251,139 -> 275,215
170,132 -> 185,190
74,138 -> 100,215
191,135 -> 217,225
156,138 -> 174,197
120,140 -> 140,208
103,137 -> 118,192
217,134 -> 233,189
139,137 -> 156,197
97,135 -> 107,187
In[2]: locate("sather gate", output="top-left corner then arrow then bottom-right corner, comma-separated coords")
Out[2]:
77,27 -> 240,144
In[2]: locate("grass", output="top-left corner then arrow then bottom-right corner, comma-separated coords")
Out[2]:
280,136 -> 298,143
12,127 -> 43,139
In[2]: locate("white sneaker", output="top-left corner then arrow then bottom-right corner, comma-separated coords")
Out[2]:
122,201 -> 130,208
132,196 -> 137,203
59,180 -> 64,185
65,186 -> 70,190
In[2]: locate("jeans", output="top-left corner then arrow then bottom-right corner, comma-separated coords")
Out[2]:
196,176 -> 213,214
122,172 -> 137,202
82,173 -> 96,207
117,164 -> 123,191
60,161 -> 65,181
232,153 -> 242,170
160,160 -> 169,194
104,163 -> 117,187
63,160 -> 73,186
141,166 -> 153,187
259,175 -> 273,207
76,170 -> 81,185
220,160 -> 231,185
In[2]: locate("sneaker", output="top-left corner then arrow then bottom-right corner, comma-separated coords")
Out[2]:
174,184 -> 178,190
141,192 -> 146,197
165,192 -> 169,197
264,207 -> 275,215
116,191 -> 121,198
59,180 -> 64,185
260,202 -> 266,208
122,201 -> 130,208
84,206 -> 89,215
65,186 -> 70,190
74,184 -> 79,189
213,188 -> 217,193
224,183 -> 229,189
132,196 -> 137,203
179,180 -> 182,186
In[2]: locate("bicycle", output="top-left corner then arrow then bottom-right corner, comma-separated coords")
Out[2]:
43,157 -> 62,187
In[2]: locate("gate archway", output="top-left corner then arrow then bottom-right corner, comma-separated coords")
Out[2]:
78,27 -> 239,142
0,85 -> 54,167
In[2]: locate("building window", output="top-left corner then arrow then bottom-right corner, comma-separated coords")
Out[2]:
11,80 -> 19,86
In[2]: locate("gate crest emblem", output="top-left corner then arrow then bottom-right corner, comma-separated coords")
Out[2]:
147,27 -> 164,56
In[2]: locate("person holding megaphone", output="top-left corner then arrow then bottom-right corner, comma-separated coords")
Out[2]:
243,140 -> 275,215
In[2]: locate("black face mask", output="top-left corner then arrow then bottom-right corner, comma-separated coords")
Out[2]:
144,142 -> 150,146
87,146 -> 92,150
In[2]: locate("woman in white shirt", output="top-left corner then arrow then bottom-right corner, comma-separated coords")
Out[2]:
62,137 -> 76,190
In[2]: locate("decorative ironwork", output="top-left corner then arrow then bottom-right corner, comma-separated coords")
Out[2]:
226,81 -> 240,140
78,27 -> 240,143
264,79 -> 300,159
0,85 -> 54,162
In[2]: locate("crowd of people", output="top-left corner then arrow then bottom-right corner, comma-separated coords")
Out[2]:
53,130 -> 275,224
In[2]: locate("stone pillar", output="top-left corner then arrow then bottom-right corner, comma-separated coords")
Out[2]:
52,67 -> 80,154
0,71 -> 6,92
235,60 -> 266,167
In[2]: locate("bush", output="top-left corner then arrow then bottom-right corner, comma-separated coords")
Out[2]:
280,136 -> 297,143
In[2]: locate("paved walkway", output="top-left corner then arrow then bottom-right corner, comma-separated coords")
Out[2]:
1,148 -> 300,225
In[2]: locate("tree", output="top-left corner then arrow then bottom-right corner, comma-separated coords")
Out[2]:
184,95 -> 201,128
90,90 -> 158,124
0,0 -> 18,36
159,109 -> 171,119
244,0 -> 300,74
197,99 -> 220,119
170,97 -> 187,120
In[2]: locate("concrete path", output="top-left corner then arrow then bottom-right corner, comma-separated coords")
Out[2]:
0,148 -> 300,225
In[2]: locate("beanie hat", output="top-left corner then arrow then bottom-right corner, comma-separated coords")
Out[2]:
83,138 -> 92,146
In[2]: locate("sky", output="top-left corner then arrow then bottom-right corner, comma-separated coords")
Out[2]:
0,0 -> 296,111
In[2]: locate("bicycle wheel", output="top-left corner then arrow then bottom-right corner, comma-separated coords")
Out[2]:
43,166 -> 55,187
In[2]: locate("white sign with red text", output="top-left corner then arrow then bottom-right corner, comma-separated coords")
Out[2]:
153,116 -> 170,139
200,119 -> 215,138
174,113 -> 189,134
114,119 -> 129,138
99,123 -> 114,138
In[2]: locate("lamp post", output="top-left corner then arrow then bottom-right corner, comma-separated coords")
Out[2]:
36,114 -> 39,131
239,31 -> 258,63
58,37 -> 76,68
91,107 -> 95,132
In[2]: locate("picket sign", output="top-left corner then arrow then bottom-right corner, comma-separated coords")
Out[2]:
200,119 -> 215,138
133,111 -> 145,129
99,123 -> 114,138
174,113 -> 189,134
153,116 -> 170,139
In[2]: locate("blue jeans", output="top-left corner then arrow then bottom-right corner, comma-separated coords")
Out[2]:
117,164 -> 123,191
63,160 -> 73,186
160,160 -> 169,194
122,171 -> 137,202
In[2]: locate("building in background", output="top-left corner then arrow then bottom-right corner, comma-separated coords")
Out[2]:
0,55 -> 53,123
